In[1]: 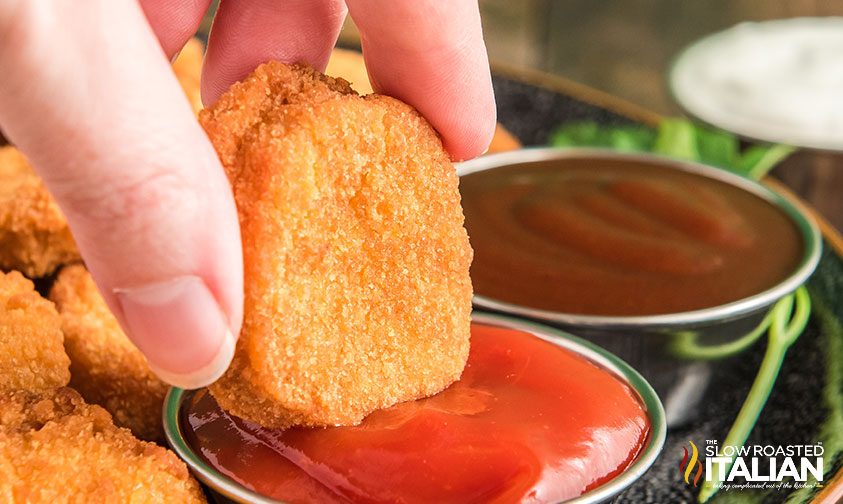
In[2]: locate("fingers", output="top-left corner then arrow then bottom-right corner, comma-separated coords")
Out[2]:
202,0 -> 494,159
0,1 -> 242,389
202,0 -> 347,105
345,0 -> 496,161
139,0 -> 211,59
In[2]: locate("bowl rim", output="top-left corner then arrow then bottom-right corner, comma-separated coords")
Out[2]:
163,311 -> 667,504
456,147 -> 823,329
666,17 -> 843,152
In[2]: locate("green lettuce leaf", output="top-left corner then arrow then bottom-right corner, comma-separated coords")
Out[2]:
548,119 -> 793,180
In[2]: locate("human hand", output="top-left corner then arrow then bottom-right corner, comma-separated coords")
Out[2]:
0,0 -> 495,389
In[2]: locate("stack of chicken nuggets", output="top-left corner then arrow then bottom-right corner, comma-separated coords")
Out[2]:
0,271 -> 70,393
0,40 -> 213,502
0,40 -> 207,443
0,271 -> 205,502
0,147 -> 80,278
50,264 -> 170,442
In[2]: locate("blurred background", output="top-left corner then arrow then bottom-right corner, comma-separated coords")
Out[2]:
196,0 -> 843,229
352,0 -> 843,115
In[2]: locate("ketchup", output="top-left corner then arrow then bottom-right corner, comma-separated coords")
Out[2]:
183,323 -> 651,503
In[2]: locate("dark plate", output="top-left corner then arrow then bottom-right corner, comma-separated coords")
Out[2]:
491,68 -> 843,504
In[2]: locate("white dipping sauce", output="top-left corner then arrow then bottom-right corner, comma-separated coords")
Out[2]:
670,17 -> 843,149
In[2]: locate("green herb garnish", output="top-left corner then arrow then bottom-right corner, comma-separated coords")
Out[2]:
549,119 -> 794,179
670,313 -> 772,361
699,287 -> 811,502
549,122 -> 656,152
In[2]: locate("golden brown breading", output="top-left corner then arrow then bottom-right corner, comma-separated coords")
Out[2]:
0,147 -> 80,278
49,264 -> 168,442
0,270 -> 70,393
0,387 -> 205,503
173,38 -> 204,114
325,48 -> 521,153
202,62 -> 473,428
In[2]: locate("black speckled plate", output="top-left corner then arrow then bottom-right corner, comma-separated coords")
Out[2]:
489,66 -> 843,504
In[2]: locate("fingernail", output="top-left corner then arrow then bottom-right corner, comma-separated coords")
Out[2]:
114,276 -> 235,389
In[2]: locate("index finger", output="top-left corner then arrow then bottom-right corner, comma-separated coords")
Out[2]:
345,0 -> 496,161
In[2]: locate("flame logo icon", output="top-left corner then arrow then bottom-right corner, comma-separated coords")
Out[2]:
679,441 -> 703,487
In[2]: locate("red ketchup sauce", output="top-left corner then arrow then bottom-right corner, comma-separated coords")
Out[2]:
183,323 -> 651,503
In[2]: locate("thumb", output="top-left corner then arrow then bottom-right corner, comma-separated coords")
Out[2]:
0,1 -> 242,389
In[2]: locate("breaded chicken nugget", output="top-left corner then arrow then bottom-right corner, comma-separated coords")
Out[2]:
325,48 -> 520,153
0,270 -> 69,393
202,62 -> 473,428
0,387 -> 206,503
49,264 -> 168,441
0,147 -> 80,278
173,37 -> 204,114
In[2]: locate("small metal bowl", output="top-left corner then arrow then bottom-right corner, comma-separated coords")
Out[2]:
164,312 -> 666,504
457,148 -> 822,425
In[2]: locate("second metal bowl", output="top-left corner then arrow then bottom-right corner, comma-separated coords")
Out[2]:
457,148 -> 822,425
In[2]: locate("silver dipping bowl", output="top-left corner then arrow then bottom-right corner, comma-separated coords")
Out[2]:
164,312 -> 666,504
457,148 -> 822,426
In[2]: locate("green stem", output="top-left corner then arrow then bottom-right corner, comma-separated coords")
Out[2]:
699,287 -> 811,503
746,144 -> 795,180
671,314 -> 773,360
783,287 -> 811,345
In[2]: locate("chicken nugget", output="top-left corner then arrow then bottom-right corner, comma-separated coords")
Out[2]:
325,48 -> 520,154
49,264 -> 168,442
0,147 -> 80,278
201,62 -> 473,428
0,270 -> 70,393
0,387 -> 205,503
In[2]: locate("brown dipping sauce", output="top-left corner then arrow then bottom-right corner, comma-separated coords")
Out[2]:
460,156 -> 803,316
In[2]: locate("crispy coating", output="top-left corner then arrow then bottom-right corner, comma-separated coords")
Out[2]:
202,62 -> 473,428
325,48 -> 521,153
0,147 -> 80,278
0,270 -> 70,393
173,37 -> 204,114
0,387 -> 205,503
49,264 -> 168,442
